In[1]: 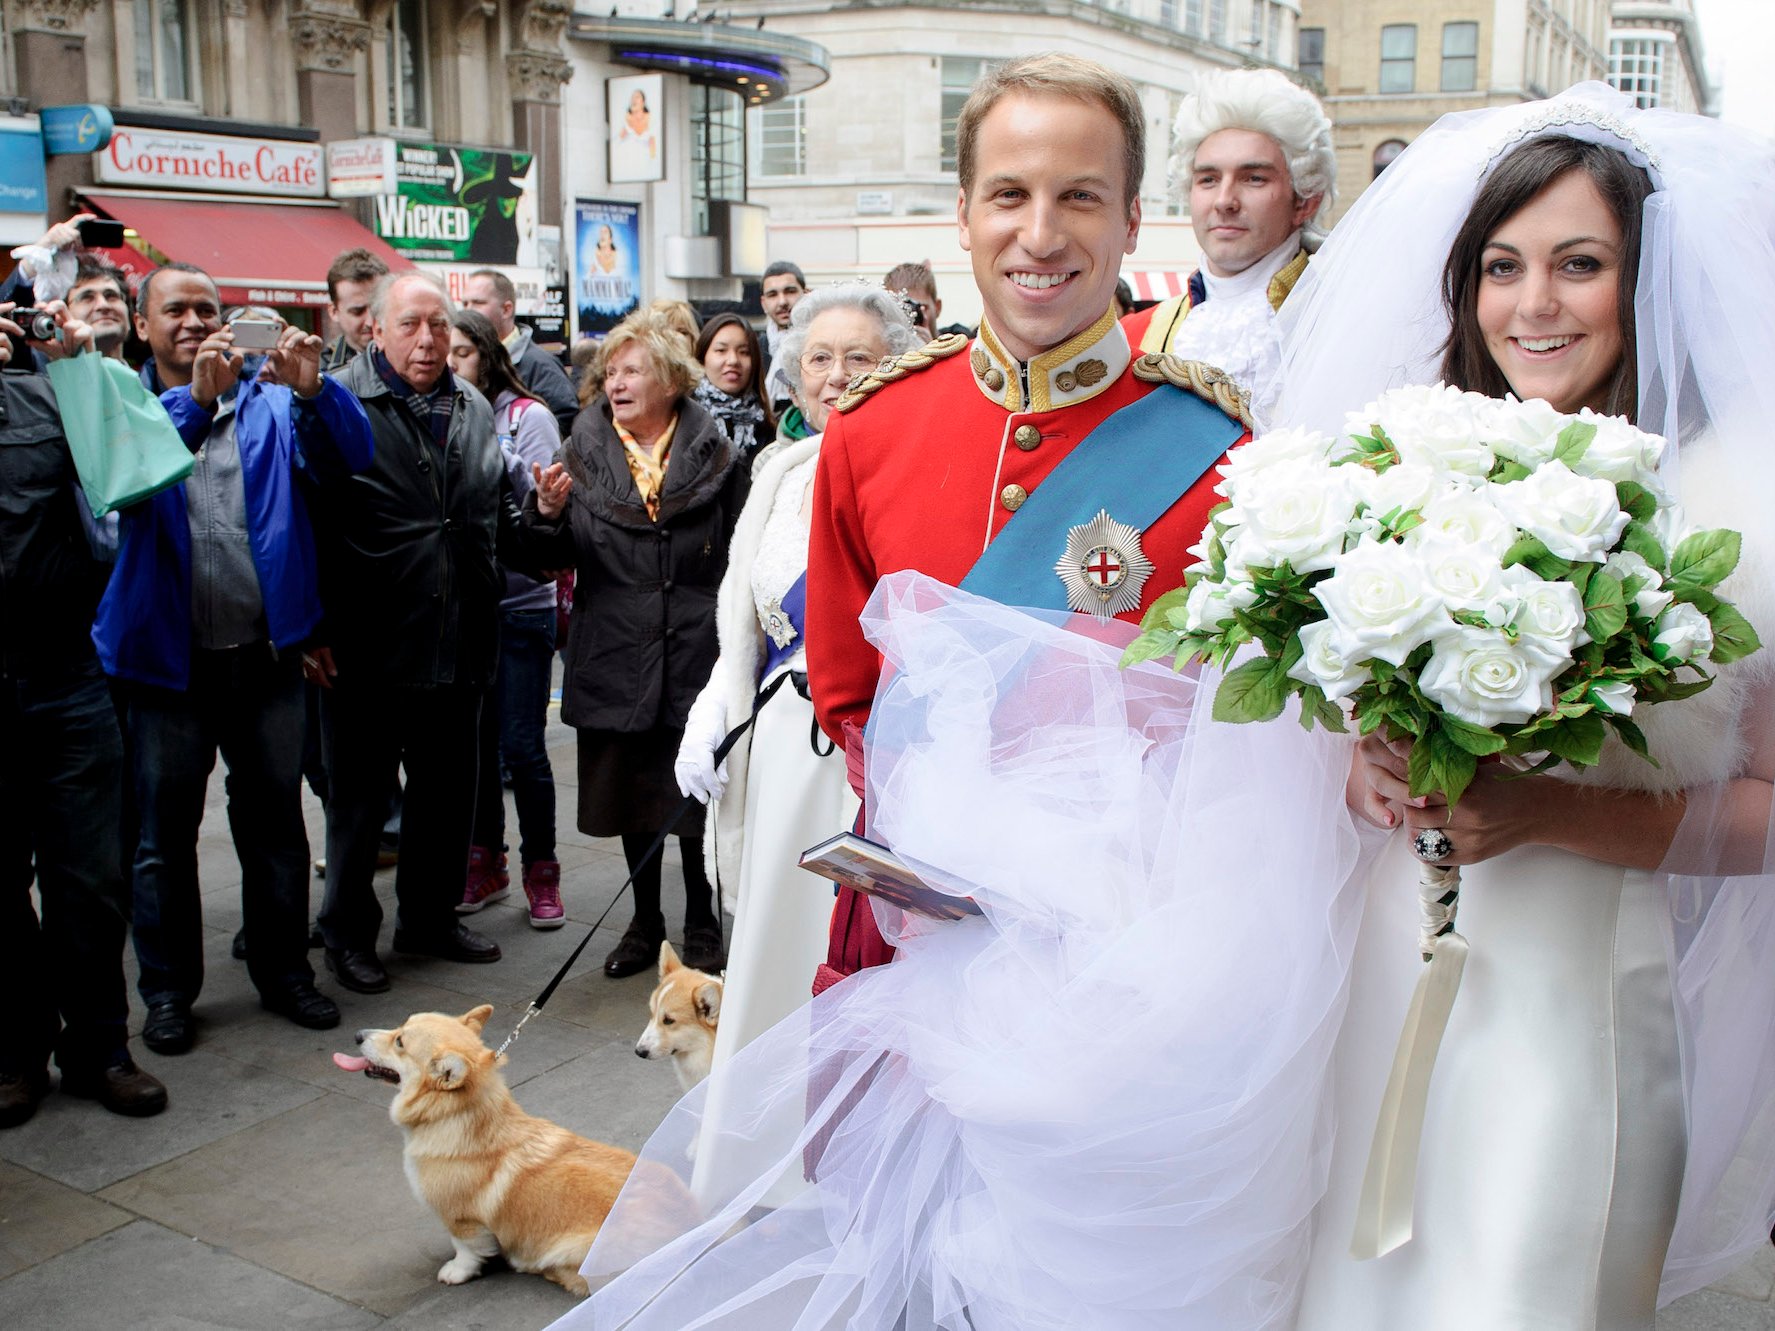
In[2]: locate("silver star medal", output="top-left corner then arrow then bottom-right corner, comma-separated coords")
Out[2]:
762,598 -> 799,649
1054,509 -> 1154,621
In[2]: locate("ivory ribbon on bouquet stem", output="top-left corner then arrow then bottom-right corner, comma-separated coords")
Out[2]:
1350,862 -> 1467,1260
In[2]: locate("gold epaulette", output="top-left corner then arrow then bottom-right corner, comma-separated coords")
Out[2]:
834,332 -> 970,414
1130,354 -> 1255,430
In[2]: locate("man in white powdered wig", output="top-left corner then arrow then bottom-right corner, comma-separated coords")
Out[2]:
1125,67 -> 1335,421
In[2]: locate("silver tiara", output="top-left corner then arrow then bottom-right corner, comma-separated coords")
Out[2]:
1483,101 -> 1662,178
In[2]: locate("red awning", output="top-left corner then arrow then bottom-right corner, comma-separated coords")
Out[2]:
81,191 -> 410,308
1127,271 -> 1194,303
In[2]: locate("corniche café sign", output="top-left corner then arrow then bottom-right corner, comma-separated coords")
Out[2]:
94,127 -> 325,198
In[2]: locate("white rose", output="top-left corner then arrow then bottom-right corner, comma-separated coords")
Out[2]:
1410,488 -> 1517,557
1590,679 -> 1637,716
1603,551 -> 1673,620
1650,498 -> 1694,558
1653,602 -> 1715,663
1313,540 -> 1449,666
1570,408 -> 1667,484
1183,574 -> 1259,634
1514,578 -> 1592,651
1287,619 -> 1369,701
1490,460 -> 1629,562
1219,457 -> 1355,574
1346,384 -> 1495,478
1418,625 -> 1569,728
1414,531 -> 1512,616
1350,462 -> 1442,527
1217,426 -> 1334,490
1475,394 -> 1568,467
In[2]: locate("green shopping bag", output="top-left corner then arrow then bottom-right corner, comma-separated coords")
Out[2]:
47,351 -> 194,517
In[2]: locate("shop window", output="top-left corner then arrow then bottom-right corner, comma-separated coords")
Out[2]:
940,58 -> 997,174
1442,22 -> 1479,92
134,0 -> 197,105
692,84 -> 746,236
386,0 -> 429,131
1372,139 -> 1407,179
754,96 -> 806,179
1379,24 -> 1416,94
1298,27 -> 1325,84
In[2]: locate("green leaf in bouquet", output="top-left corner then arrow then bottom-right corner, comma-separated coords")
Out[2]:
1614,481 -> 1657,523
1541,711 -> 1608,767
1368,658 -> 1398,685
1139,586 -> 1193,633
1583,572 -> 1629,642
1605,713 -> 1656,764
1120,629 -> 1183,669
1670,529 -> 1742,592
1620,520 -> 1667,571
1552,420 -> 1597,466
1212,656 -> 1290,724
1439,713 -> 1510,757
1408,729 -> 1480,805
1489,458 -> 1533,484
1279,631 -> 1307,675
1502,533 -> 1550,569
1705,603 -> 1763,665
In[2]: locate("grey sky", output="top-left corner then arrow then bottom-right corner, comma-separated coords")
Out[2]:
1694,0 -> 1775,131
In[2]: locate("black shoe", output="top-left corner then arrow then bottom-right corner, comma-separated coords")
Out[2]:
0,1070 -> 49,1129
324,948 -> 391,994
261,983 -> 341,1030
142,999 -> 196,1056
681,925 -> 727,974
391,923 -> 502,964
60,1059 -> 168,1117
604,925 -> 666,979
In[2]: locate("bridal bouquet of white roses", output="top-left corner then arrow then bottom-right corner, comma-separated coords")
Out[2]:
1123,383 -> 1760,806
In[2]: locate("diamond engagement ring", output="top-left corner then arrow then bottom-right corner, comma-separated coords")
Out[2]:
1412,828 -> 1455,864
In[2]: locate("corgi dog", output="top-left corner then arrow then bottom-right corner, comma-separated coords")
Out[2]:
334,1005 -> 636,1295
635,942 -> 722,1092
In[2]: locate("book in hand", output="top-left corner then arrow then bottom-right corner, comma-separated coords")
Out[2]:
799,831 -> 983,921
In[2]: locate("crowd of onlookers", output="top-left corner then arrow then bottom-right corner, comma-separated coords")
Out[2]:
0,218 -> 959,1130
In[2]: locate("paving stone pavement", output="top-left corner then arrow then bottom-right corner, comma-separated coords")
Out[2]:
2,702 -> 1771,1328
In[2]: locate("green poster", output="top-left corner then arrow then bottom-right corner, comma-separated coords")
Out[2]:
372,143 -> 536,265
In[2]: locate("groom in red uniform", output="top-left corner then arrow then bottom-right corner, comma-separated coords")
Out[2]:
805,53 -> 1254,990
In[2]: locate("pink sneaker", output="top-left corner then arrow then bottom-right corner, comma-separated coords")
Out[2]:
457,846 -> 510,913
523,860 -> 565,930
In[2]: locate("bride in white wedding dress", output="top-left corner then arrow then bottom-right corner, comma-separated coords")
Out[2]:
1276,84 -> 1775,1328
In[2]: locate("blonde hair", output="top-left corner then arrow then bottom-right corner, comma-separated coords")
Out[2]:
956,53 -> 1145,212
644,299 -> 700,355
596,310 -> 701,401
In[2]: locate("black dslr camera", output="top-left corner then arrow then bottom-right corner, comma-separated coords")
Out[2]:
9,308 -> 59,340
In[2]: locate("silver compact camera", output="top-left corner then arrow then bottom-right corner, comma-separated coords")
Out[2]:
9,308 -> 58,340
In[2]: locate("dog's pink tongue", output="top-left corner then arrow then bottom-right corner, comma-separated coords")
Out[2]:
332,1052 -> 370,1073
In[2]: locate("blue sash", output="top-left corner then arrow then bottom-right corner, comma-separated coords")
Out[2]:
760,571 -> 809,681
959,383 -> 1242,612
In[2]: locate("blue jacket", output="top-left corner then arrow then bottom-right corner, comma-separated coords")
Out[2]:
94,365 -> 374,689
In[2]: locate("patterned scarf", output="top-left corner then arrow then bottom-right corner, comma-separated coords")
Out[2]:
691,377 -> 767,460
372,346 -> 454,447
615,414 -> 679,521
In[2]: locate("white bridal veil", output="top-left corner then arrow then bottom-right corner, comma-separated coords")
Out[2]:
1277,83 -> 1775,1301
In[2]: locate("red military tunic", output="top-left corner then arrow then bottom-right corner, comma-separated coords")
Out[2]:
805,305 -> 1249,987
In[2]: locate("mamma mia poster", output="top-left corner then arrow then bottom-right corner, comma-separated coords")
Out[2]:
575,198 -> 642,338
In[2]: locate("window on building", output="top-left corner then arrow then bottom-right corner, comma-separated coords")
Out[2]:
1373,138 -> 1407,179
1160,0 -> 1177,30
1441,21 -> 1478,92
1379,24 -> 1416,94
1249,0 -> 1264,52
1209,0 -> 1227,43
1267,1 -> 1283,61
754,96 -> 806,178
1298,27 -> 1325,84
1185,0 -> 1204,36
386,0 -> 428,130
1609,36 -> 1664,108
691,83 -> 746,236
134,0 -> 196,103
941,58 -> 996,174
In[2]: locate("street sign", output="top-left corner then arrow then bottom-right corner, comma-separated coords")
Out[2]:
41,104 -> 113,156
0,125 -> 47,214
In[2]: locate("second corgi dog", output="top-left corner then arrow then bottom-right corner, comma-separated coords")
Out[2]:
635,942 -> 722,1092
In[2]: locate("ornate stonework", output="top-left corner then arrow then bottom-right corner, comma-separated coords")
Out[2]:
292,10 -> 372,73
514,0 -> 572,53
13,0 -> 100,35
506,49 -> 572,104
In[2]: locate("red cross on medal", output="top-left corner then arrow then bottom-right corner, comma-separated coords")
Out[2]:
1055,510 -> 1154,621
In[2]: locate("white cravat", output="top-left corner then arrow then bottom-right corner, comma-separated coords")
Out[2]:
1200,234 -> 1302,304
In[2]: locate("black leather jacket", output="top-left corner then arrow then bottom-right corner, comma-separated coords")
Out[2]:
319,353 -> 548,689
0,370 -> 107,678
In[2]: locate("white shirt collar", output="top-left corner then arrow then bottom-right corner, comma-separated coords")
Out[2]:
1200,235 -> 1303,304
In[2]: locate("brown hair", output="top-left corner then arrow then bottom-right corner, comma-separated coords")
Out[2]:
1440,137 -> 1653,420
693,312 -> 776,425
955,54 -> 1145,213
325,247 -> 390,304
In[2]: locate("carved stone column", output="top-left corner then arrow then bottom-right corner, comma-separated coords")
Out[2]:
292,2 -> 371,148
12,0 -> 102,206
508,0 -> 574,223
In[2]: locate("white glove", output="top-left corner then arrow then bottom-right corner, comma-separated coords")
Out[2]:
675,688 -> 729,804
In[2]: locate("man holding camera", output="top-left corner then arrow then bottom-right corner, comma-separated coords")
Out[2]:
0,301 -> 167,1127
99,263 -> 374,1054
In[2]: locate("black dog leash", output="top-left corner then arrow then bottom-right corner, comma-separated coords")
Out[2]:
494,671 -> 793,1057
